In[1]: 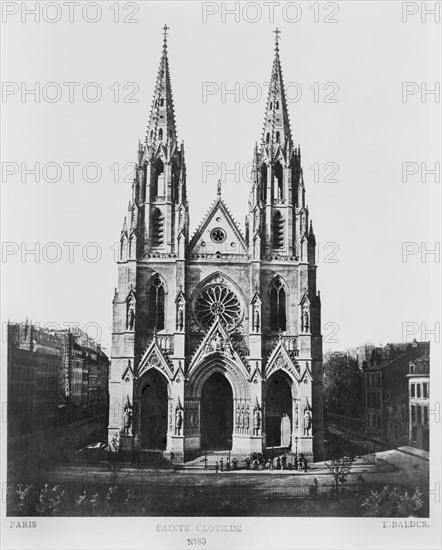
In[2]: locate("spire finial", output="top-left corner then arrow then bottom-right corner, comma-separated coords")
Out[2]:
274,27 -> 281,48
162,24 -> 169,47
217,179 -> 221,197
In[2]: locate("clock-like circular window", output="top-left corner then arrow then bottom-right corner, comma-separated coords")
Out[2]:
194,284 -> 242,330
210,227 -> 226,243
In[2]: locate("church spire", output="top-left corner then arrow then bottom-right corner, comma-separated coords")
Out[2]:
145,24 -> 177,148
261,28 -> 293,154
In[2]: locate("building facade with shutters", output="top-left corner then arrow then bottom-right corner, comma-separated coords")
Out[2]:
108,28 -> 324,461
408,353 -> 430,452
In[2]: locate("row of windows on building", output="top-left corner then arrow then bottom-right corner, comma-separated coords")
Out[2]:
410,382 -> 429,398
366,392 -> 381,409
410,404 -> 429,425
410,426 -> 428,444
9,383 -> 33,398
10,366 -> 34,381
368,413 -> 381,429
138,276 -> 290,333
366,372 -> 381,388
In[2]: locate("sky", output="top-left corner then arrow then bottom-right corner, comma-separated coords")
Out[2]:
2,1 -> 441,355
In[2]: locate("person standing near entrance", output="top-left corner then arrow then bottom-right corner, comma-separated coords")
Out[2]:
215,461 -> 219,474
220,457 -> 224,472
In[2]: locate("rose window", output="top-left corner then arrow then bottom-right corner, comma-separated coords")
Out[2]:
194,284 -> 242,330
210,228 -> 226,243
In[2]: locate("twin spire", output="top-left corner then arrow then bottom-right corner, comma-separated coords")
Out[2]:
261,27 -> 293,155
145,26 -> 292,156
145,24 -> 177,148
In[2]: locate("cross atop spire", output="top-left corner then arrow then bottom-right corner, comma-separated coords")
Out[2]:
273,27 -> 281,48
162,24 -> 169,46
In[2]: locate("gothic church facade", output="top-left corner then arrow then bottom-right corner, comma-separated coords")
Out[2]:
108,28 -> 324,461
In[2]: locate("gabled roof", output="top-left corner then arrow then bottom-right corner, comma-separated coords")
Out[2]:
189,197 -> 248,255
264,338 -> 308,382
188,316 -> 248,375
137,337 -> 174,380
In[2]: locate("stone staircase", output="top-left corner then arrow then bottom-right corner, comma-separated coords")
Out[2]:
177,449 -> 296,470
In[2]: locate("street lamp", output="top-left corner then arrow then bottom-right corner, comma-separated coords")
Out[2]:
295,436 -> 299,462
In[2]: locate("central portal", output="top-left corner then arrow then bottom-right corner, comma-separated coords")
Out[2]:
265,372 -> 292,448
201,372 -> 233,450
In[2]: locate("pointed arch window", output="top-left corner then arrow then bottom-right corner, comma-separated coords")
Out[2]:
148,275 -> 165,330
270,277 -> 287,332
269,101 -> 273,110
260,164 -> 268,202
153,158 -> 164,197
158,128 -> 163,141
276,100 -> 280,109
276,131 -> 280,143
160,98 -> 164,107
272,210 -> 284,249
266,132 -> 270,144
273,161 -> 283,199
150,130 -> 154,141
151,207 -> 164,247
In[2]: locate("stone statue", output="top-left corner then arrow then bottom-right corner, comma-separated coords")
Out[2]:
253,408 -> 261,436
123,401 -> 133,435
280,413 -> 291,447
177,302 -> 184,331
240,405 -> 245,429
214,333 -> 222,351
245,406 -> 250,431
175,408 -> 183,436
294,403 -> 299,429
235,405 -> 241,428
302,308 -> 309,332
304,407 -> 312,436
253,303 -> 260,332
127,300 -> 135,331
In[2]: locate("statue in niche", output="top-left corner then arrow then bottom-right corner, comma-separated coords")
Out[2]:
240,405 -> 245,430
280,413 -> 291,447
175,407 -> 183,436
304,406 -> 312,436
302,307 -> 309,333
294,403 -> 299,429
253,303 -> 260,332
235,404 -> 241,428
214,332 -> 223,351
123,399 -> 133,435
126,299 -> 135,331
253,407 -> 261,436
245,406 -> 250,431
177,301 -> 184,331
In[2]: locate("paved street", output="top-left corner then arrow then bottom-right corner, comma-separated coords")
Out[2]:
40,446 -> 428,489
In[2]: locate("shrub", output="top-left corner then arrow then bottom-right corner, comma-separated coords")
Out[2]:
361,485 -> 424,517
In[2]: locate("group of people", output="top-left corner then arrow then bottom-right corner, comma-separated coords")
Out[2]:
214,452 -> 309,473
215,457 -> 239,473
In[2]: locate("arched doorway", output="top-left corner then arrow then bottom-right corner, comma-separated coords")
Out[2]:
201,372 -> 233,450
265,372 -> 292,448
140,370 -> 168,449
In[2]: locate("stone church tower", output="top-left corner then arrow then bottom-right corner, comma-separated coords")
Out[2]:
108,27 -> 324,462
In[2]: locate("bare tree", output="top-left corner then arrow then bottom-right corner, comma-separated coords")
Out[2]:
326,455 -> 356,494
